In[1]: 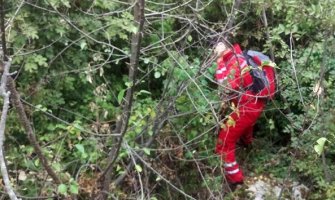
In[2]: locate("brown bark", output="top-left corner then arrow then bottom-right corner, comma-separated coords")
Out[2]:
0,60 -> 19,199
7,78 -> 61,184
1,0 -> 60,185
225,0 -> 243,40
94,0 -> 145,199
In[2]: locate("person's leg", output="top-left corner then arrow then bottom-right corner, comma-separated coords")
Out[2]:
216,100 -> 265,184
240,99 -> 265,146
216,128 -> 244,183
240,126 -> 253,146
216,111 -> 250,183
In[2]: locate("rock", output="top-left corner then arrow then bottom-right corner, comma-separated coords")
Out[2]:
246,179 -> 282,200
245,176 -> 309,200
291,182 -> 309,200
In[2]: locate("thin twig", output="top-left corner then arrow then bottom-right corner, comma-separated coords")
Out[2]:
129,146 -> 196,200
290,32 -> 305,107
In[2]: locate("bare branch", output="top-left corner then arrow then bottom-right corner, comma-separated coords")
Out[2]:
1,0 -> 61,185
7,77 -> 62,184
224,0 -> 243,39
0,1 -> 20,198
128,145 -> 196,200
289,33 -> 305,107
0,60 -> 20,200
47,2 -> 128,56
95,0 -> 146,199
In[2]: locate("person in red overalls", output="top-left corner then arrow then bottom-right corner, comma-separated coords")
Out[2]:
213,41 -> 267,185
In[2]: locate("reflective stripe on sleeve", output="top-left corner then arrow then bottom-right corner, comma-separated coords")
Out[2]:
216,67 -> 227,74
224,161 -> 237,168
226,168 -> 239,175
217,77 -> 227,83
240,61 -> 247,69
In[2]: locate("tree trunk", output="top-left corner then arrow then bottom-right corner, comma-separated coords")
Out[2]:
94,0 -> 145,199
1,0 -> 61,186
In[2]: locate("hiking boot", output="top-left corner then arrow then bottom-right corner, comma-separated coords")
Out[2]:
225,168 -> 244,183
229,181 -> 244,191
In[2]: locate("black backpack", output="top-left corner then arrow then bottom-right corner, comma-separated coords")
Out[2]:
242,50 -> 276,95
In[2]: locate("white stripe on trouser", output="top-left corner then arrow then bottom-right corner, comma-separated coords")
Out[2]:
226,168 -> 239,175
224,161 -> 237,168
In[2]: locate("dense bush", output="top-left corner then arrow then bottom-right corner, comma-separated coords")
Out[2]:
0,0 -> 334,199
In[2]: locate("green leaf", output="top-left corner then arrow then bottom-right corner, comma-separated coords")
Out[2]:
138,90 -> 151,95
52,163 -> 62,172
61,0 -> 71,8
25,62 -> 38,73
143,148 -> 150,155
226,116 -> 236,127
187,35 -> 193,42
185,150 -> 193,159
118,89 -> 126,104
116,165 -> 122,172
314,137 -> 328,156
34,159 -> 40,167
75,144 -> 85,154
80,40 -> 87,50
21,24 -> 39,39
135,164 -> 143,173
154,71 -> 161,79
129,26 -> 138,33
69,182 -> 79,194
155,176 -> 162,181
74,143 -> 87,158
269,119 -> 275,130
124,81 -> 131,87
34,55 -> 48,67
25,54 -> 48,72
144,58 -> 150,64
58,184 -> 67,195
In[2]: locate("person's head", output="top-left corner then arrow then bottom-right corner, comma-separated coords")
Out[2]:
214,41 -> 231,58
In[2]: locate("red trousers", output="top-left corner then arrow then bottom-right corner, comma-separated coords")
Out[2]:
215,97 -> 265,183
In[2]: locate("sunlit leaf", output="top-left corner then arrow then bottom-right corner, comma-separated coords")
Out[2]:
154,71 -> 161,79
143,148 -> 150,155
118,89 -> 126,104
135,164 -> 143,173
69,182 -> 79,194
314,137 -> 328,156
58,184 -> 67,195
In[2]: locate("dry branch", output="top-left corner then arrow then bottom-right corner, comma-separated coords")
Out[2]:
103,0 -> 247,196
7,78 -> 61,184
0,2 -> 19,199
1,0 -> 61,185
95,0 -> 146,199
0,60 -> 19,200
224,0 -> 243,39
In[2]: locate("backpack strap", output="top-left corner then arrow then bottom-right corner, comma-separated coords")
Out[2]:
241,50 -> 273,94
226,54 -> 248,71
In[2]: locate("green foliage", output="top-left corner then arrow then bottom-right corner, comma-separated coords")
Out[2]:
57,179 -> 79,196
314,137 -> 328,156
1,0 -> 335,199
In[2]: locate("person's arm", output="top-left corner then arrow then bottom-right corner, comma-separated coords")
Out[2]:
216,56 -> 244,92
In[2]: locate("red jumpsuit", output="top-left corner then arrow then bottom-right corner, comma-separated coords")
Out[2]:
215,44 -> 266,184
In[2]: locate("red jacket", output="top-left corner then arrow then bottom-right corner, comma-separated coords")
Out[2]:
215,44 -> 254,102
215,44 -> 276,101
215,44 -> 253,90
